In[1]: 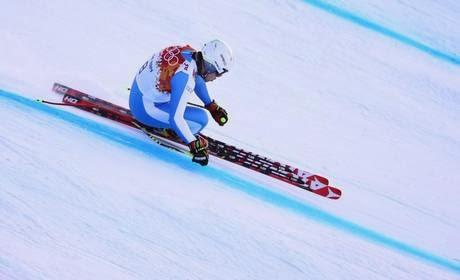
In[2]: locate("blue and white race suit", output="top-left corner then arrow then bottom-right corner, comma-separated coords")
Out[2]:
129,46 -> 212,144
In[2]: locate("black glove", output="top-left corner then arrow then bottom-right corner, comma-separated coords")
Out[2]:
206,100 -> 228,126
188,136 -> 209,166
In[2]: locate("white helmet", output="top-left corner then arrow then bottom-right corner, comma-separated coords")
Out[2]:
201,39 -> 234,74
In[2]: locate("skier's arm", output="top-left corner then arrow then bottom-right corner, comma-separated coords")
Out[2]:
194,75 -> 212,106
195,74 -> 228,126
169,71 -> 196,144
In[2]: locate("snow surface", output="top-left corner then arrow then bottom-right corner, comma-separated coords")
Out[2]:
1,0 -> 460,279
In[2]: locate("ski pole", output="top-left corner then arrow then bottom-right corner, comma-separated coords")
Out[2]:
36,99 -> 94,108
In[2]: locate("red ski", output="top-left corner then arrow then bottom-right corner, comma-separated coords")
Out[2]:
50,82 -> 342,199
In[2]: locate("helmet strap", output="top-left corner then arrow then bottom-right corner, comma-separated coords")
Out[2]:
193,51 -> 207,78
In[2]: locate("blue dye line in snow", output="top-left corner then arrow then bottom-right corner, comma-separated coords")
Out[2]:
301,0 -> 460,66
1,89 -> 459,274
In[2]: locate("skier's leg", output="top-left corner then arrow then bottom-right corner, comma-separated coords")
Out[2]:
129,80 -> 169,128
130,80 -> 208,135
150,104 -> 208,136
183,106 -> 209,134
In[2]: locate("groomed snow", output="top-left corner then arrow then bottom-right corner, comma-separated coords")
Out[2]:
1,0 -> 459,279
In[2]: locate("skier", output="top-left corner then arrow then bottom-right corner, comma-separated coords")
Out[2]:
129,39 -> 233,166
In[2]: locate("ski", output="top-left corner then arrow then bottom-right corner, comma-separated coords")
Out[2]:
51,82 -> 342,199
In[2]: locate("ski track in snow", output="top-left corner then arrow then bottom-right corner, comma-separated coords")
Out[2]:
1,89 -> 459,279
300,0 -> 460,66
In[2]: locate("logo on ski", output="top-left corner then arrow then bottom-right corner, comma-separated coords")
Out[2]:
63,95 -> 79,104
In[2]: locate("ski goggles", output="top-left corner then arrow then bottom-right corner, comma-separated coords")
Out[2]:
203,60 -> 228,77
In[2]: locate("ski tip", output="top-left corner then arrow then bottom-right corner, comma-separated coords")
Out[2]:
326,186 -> 342,199
312,185 -> 342,199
